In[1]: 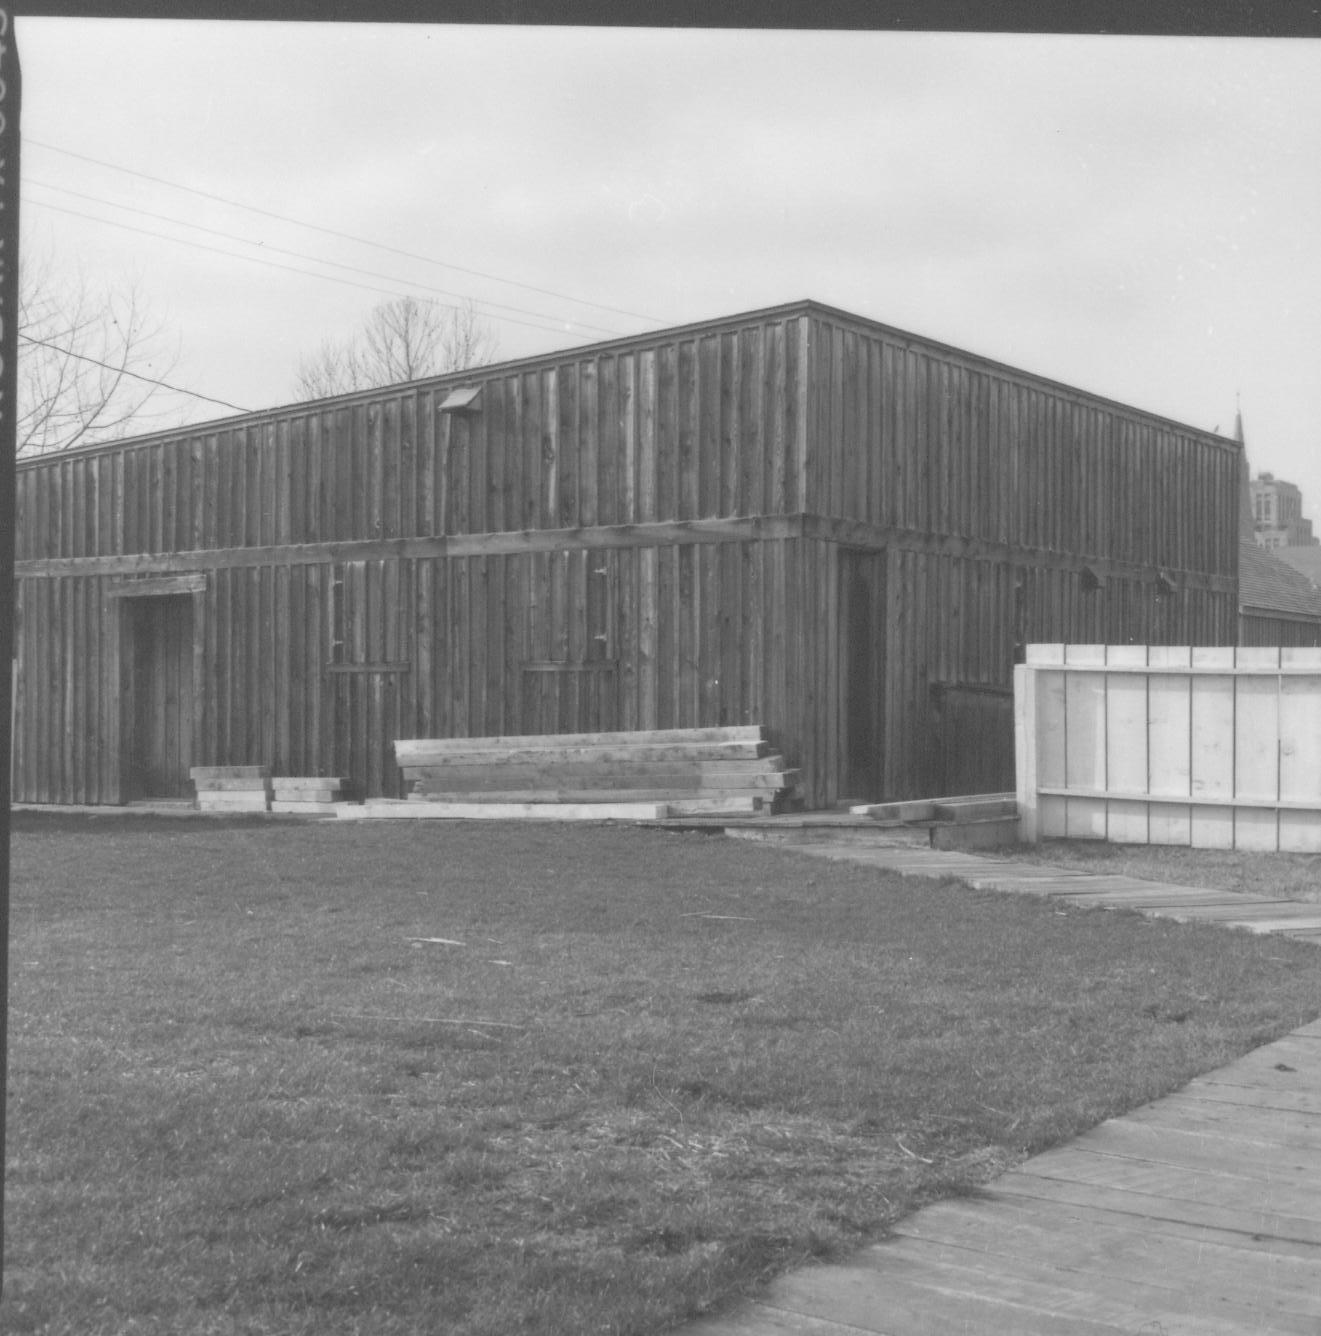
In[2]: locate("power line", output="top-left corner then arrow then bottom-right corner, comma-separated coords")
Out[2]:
18,332 -> 253,414
25,178 -> 627,339
28,198 -> 606,342
25,137 -> 665,327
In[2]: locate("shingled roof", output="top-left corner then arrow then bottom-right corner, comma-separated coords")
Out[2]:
1274,545 -> 1321,591
1239,537 -> 1321,619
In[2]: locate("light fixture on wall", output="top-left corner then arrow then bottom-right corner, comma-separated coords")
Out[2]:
439,385 -> 482,414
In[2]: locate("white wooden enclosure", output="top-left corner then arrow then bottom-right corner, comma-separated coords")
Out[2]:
1015,644 -> 1321,851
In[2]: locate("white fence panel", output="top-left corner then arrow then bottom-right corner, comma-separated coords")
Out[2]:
1015,645 -> 1321,852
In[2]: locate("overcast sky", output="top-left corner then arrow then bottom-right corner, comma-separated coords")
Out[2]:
16,20 -> 1321,522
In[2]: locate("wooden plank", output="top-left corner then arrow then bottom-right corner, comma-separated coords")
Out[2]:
1278,649 -> 1321,852
394,726 -> 769,753
1190,646 -> 1236,848
1032,648 -> 1067,836
899,1188 -> 1321,1302
397,740 -> 771,766
409,765 -> 796,793
555,362 -> 577,528
1146,644 -> 1192,844
1234,647 -> 1282,850
408,787 -> 769,806
758,1256 -> 1154,1336
994,1176 -> 1321,1263
874,1218 -> 1321,1334
1062,644 -> 1107,838
1065,1117 -> 1321,1185
196,792 -> 271,811
397,728 -> 767,756
1121,1090 -> 1321,1145
1103,643 -> 1150,843
1014,661 -> 1039,841
596,354 -> 617,526
338,799 -> 668,821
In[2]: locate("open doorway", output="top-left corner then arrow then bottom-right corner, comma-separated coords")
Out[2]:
840,548 -> 886,801
120,594 -> 195,800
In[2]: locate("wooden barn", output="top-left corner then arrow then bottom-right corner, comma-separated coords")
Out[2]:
12,299 -> 1243,810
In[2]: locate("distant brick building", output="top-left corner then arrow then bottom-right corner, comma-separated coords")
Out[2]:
1251,472 -> 1317,549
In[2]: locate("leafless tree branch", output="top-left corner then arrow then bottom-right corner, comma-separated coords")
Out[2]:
294,296 -> 499,401
17,251 -> 182,456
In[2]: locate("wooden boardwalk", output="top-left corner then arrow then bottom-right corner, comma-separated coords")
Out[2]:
770,843 -> 1321,941
678,844 -> 1321,1335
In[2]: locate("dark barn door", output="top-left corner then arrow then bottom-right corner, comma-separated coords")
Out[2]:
123,595 -> 195,799
931,682 -> 1015,796
841,550 -> 886,801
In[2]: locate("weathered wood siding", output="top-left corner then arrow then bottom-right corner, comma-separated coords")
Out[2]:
15,313 -> 811,562
805,311 -> 1240,578
13,300 -> 1241,808
1240,612 -> 1321,649
14,534 -> 840,805
803,309 -> 1239,798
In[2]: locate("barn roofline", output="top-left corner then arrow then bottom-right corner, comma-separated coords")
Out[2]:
16,296 -> 1242,468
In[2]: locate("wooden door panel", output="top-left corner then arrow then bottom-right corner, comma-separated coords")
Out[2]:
125,596 -> 194,799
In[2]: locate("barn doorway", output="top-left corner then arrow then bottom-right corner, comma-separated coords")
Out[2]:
121,594 -> 196,800
840,549 -> 886,800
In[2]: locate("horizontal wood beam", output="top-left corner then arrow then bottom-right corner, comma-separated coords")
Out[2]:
803,516 -> 1237,593
1037,787 -> 1321,813
105,574 -> 207,597
15,512 -> 1236,594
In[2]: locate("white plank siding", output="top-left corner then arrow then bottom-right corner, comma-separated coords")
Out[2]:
1016,644 -> 1321,852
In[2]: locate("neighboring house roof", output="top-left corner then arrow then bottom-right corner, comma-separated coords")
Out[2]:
1274,546 -> 1321,591
1239,538 -> 1321,620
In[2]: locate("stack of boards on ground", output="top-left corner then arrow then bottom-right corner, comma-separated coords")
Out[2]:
190,766 -> 272,812
190,767 -> 352,815
346,726 -> 801,821
271,777 -> 352,815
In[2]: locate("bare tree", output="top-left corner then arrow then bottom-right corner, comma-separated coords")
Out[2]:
295,296 -> 499,400
17,252 -> 181,456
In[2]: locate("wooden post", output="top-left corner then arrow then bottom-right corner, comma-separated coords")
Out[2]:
0,7 -> 20,1296
1013,660 -> 1039,843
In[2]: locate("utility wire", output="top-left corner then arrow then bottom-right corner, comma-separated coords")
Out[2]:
25,137 -> 664,326
29,199 -> 606,342
18,332 -> 253,414
26,178 -> 627,338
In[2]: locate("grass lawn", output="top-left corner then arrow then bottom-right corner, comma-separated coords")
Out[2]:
4,814 -> 1321,1336
1021,839 -> 1321,903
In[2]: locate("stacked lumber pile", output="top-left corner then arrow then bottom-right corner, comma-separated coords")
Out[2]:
190,766 -> 271,813
271,777 -> 352,815
386,726 -> 799,819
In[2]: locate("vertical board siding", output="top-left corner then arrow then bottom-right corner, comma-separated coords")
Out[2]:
15,303 -> 1245,809
1019,644 -> 1321,852
804,315 -> 1238,582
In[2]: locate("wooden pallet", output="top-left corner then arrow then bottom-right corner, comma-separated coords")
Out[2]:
393,727 -> 799,817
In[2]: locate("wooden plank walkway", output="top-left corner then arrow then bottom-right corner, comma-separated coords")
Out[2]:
677,844 -> 1321,1335
769,844 -> 1321,941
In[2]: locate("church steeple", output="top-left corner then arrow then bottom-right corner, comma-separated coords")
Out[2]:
1236,394 -> 1254,537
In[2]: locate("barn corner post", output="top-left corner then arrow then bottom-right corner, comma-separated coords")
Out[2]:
0,5 -> 19,1297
